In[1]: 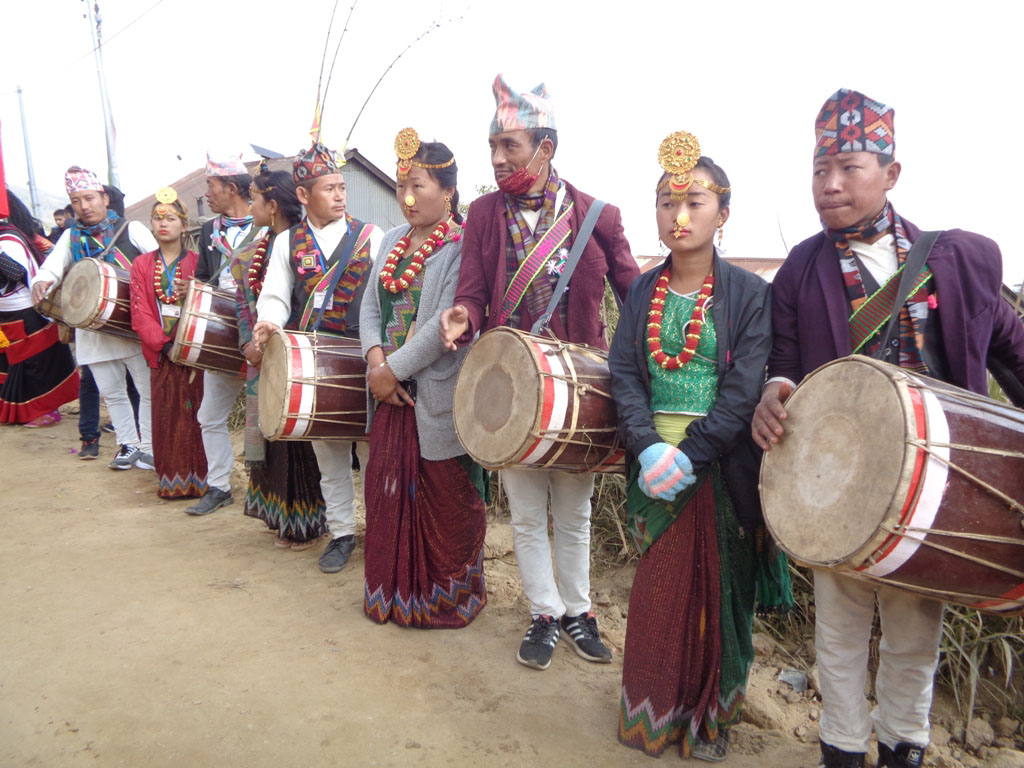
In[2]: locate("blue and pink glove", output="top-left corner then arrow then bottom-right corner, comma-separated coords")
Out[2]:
637,443 -> 695,501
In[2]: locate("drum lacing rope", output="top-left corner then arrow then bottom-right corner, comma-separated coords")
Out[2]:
905,437 -> 1024,520
845,570 -> 1024,609
289,375 -> 365,393
875,522 -> 1024,580
537,370 -> 613,399
187,309 -> 239,330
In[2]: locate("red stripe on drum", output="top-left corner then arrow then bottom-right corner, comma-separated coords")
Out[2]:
295,335 -> 315,437
182,289 -> 204,363
972,581 -> 1024,614
520,340 -> 570,466
861,383 -> 949,578
95,266 -> 119,327
518,340 -> 557,463
283,333 -> 306,438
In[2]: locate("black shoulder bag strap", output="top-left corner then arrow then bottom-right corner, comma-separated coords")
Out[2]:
874,230 -> 941,363
531,200 -> 606,335
310,225 -> 363,332
98,220 -> 131,261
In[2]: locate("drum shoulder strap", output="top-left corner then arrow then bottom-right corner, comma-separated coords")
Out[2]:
531,200 -> 606,335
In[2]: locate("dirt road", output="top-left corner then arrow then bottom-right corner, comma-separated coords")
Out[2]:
1,412 -> 820,767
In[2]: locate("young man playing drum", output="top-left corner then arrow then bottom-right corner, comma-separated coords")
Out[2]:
252,142 -> 380,574
182,154 -> 262,516
440,75 -> 639,670
752,89 -> 1024,768
31,166 -> 158,470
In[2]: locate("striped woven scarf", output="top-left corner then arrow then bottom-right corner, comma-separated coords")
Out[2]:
828,204 -> 930,370
504,169 -> 563,320
209,215 -> 253,258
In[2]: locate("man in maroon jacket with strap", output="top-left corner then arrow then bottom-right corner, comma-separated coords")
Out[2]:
753,89 -> 1024,768
441,74 -> 639,671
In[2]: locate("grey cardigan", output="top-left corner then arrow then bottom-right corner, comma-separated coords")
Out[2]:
359,224 -> 469,460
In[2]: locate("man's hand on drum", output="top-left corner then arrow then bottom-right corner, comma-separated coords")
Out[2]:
243,341 -> 263,367
251,321 -> 280,352
637,443 -> 695,501
439,305 -> 469,351
31,279 -> 53,305
752,380 -> 794,450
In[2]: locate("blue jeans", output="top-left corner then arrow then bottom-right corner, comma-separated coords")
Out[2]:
78,364 -> 140,441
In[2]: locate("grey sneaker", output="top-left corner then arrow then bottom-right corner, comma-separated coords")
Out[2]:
109,444 -> 141,470
79,438 -> 100,460
516,615 -> 559,670
135,452 -> 155,471
185,487 -> 233,516
318,535 -> 355,573
560,612 -> 613,663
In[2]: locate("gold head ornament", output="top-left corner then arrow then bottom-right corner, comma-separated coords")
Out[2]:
657,130 -> 731,229
155,186 -> 178,205
394,127 -> 454,182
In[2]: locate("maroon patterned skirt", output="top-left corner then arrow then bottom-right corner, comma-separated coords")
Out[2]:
151,358 -> 208,498
363,402 -> 486,628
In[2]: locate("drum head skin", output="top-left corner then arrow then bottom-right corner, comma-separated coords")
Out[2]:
61,259 -> 102,327
760,358 -> 910,566
454,329 -> 539,467
258,330 -> 288,440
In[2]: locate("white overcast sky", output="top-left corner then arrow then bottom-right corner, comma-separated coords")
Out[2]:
2,0 -> 1021,284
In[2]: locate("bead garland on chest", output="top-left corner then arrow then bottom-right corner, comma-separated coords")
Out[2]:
246,235 -> 272,297
153,254 -> 181,304
647,268 -> 714,369
379,217 -> 453,293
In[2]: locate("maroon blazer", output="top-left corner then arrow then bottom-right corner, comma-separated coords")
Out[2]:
769,216 -> 1024,405
453,181 -> 639,350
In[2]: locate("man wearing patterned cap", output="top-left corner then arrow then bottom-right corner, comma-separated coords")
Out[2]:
440,74 -> 639,671
253,142 -> 381,573
752,89 -> 1024,768
183,153 -> 263,516
31,166 -> 159,468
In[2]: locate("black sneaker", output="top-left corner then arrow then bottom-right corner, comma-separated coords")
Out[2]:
819,740 -> 865,768
79,438 -> 100,460
109,444 -> 141,470
877,742 -> 924,768
560,612 -> 613,663
101,422 -> 115,433
318,535 -> 355,573
185,487 -> 233,516
516,615 -> 559,670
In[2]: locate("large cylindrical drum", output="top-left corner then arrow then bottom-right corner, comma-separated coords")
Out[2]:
258,329 -> 367,441
60,258 -> 137,340
760,355 -> 1024,615
452,327 -> 624,473
170,279 -> 245,375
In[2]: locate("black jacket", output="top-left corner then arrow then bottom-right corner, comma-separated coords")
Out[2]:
608,254 -> 771,528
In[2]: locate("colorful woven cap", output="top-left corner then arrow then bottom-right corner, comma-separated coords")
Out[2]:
814,88 -> 895,158
65,165 -> 105,196
489,73 -> 556,136
293,142 -> 340,184
205,151 -> 248,177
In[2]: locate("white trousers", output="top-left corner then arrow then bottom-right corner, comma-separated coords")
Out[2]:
91,353 -> 152,454
815,570 -> 944,753
501,468 -> 595,618
311,440 -> 369,538
197,371 -> 244,492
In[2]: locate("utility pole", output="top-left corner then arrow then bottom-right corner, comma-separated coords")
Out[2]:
84,0 -> 120,188
16,86 -> 42,221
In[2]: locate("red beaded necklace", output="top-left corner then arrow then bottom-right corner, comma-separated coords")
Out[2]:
246,234 -> 272,298
154,252 -> 182,305
379,218 -> 452,293
647,268 -> 714,369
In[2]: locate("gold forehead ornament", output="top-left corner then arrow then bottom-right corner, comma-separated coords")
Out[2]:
657,131 -> 730,228
394,127 -> 455,182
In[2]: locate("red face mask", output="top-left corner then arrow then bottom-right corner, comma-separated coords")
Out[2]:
497,143 -> 543,196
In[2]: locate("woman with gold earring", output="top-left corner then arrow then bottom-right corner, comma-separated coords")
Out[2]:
230,168 -> 328,549
359,128 -> 487,628
608,131 -> 792,761
129,189 -> 207,498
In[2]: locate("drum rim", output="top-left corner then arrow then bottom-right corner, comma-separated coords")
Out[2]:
760,355 -> 918,568
61,258 -> 107,328
453,327 -> 544,469
258,328 -> 292,441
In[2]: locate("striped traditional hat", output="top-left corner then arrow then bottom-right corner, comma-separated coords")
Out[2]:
292,142 -> 341,185
489,74 -> 556,136
64,166 -> 105,196
814,89 -> 895,158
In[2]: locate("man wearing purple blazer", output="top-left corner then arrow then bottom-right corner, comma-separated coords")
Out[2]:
440,74 -> 639,671
753,89 -> 1024,768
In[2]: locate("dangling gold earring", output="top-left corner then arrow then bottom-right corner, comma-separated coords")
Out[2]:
717,221 -> 724,247
444,195 -> 452,216
270,209 -> 276,230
